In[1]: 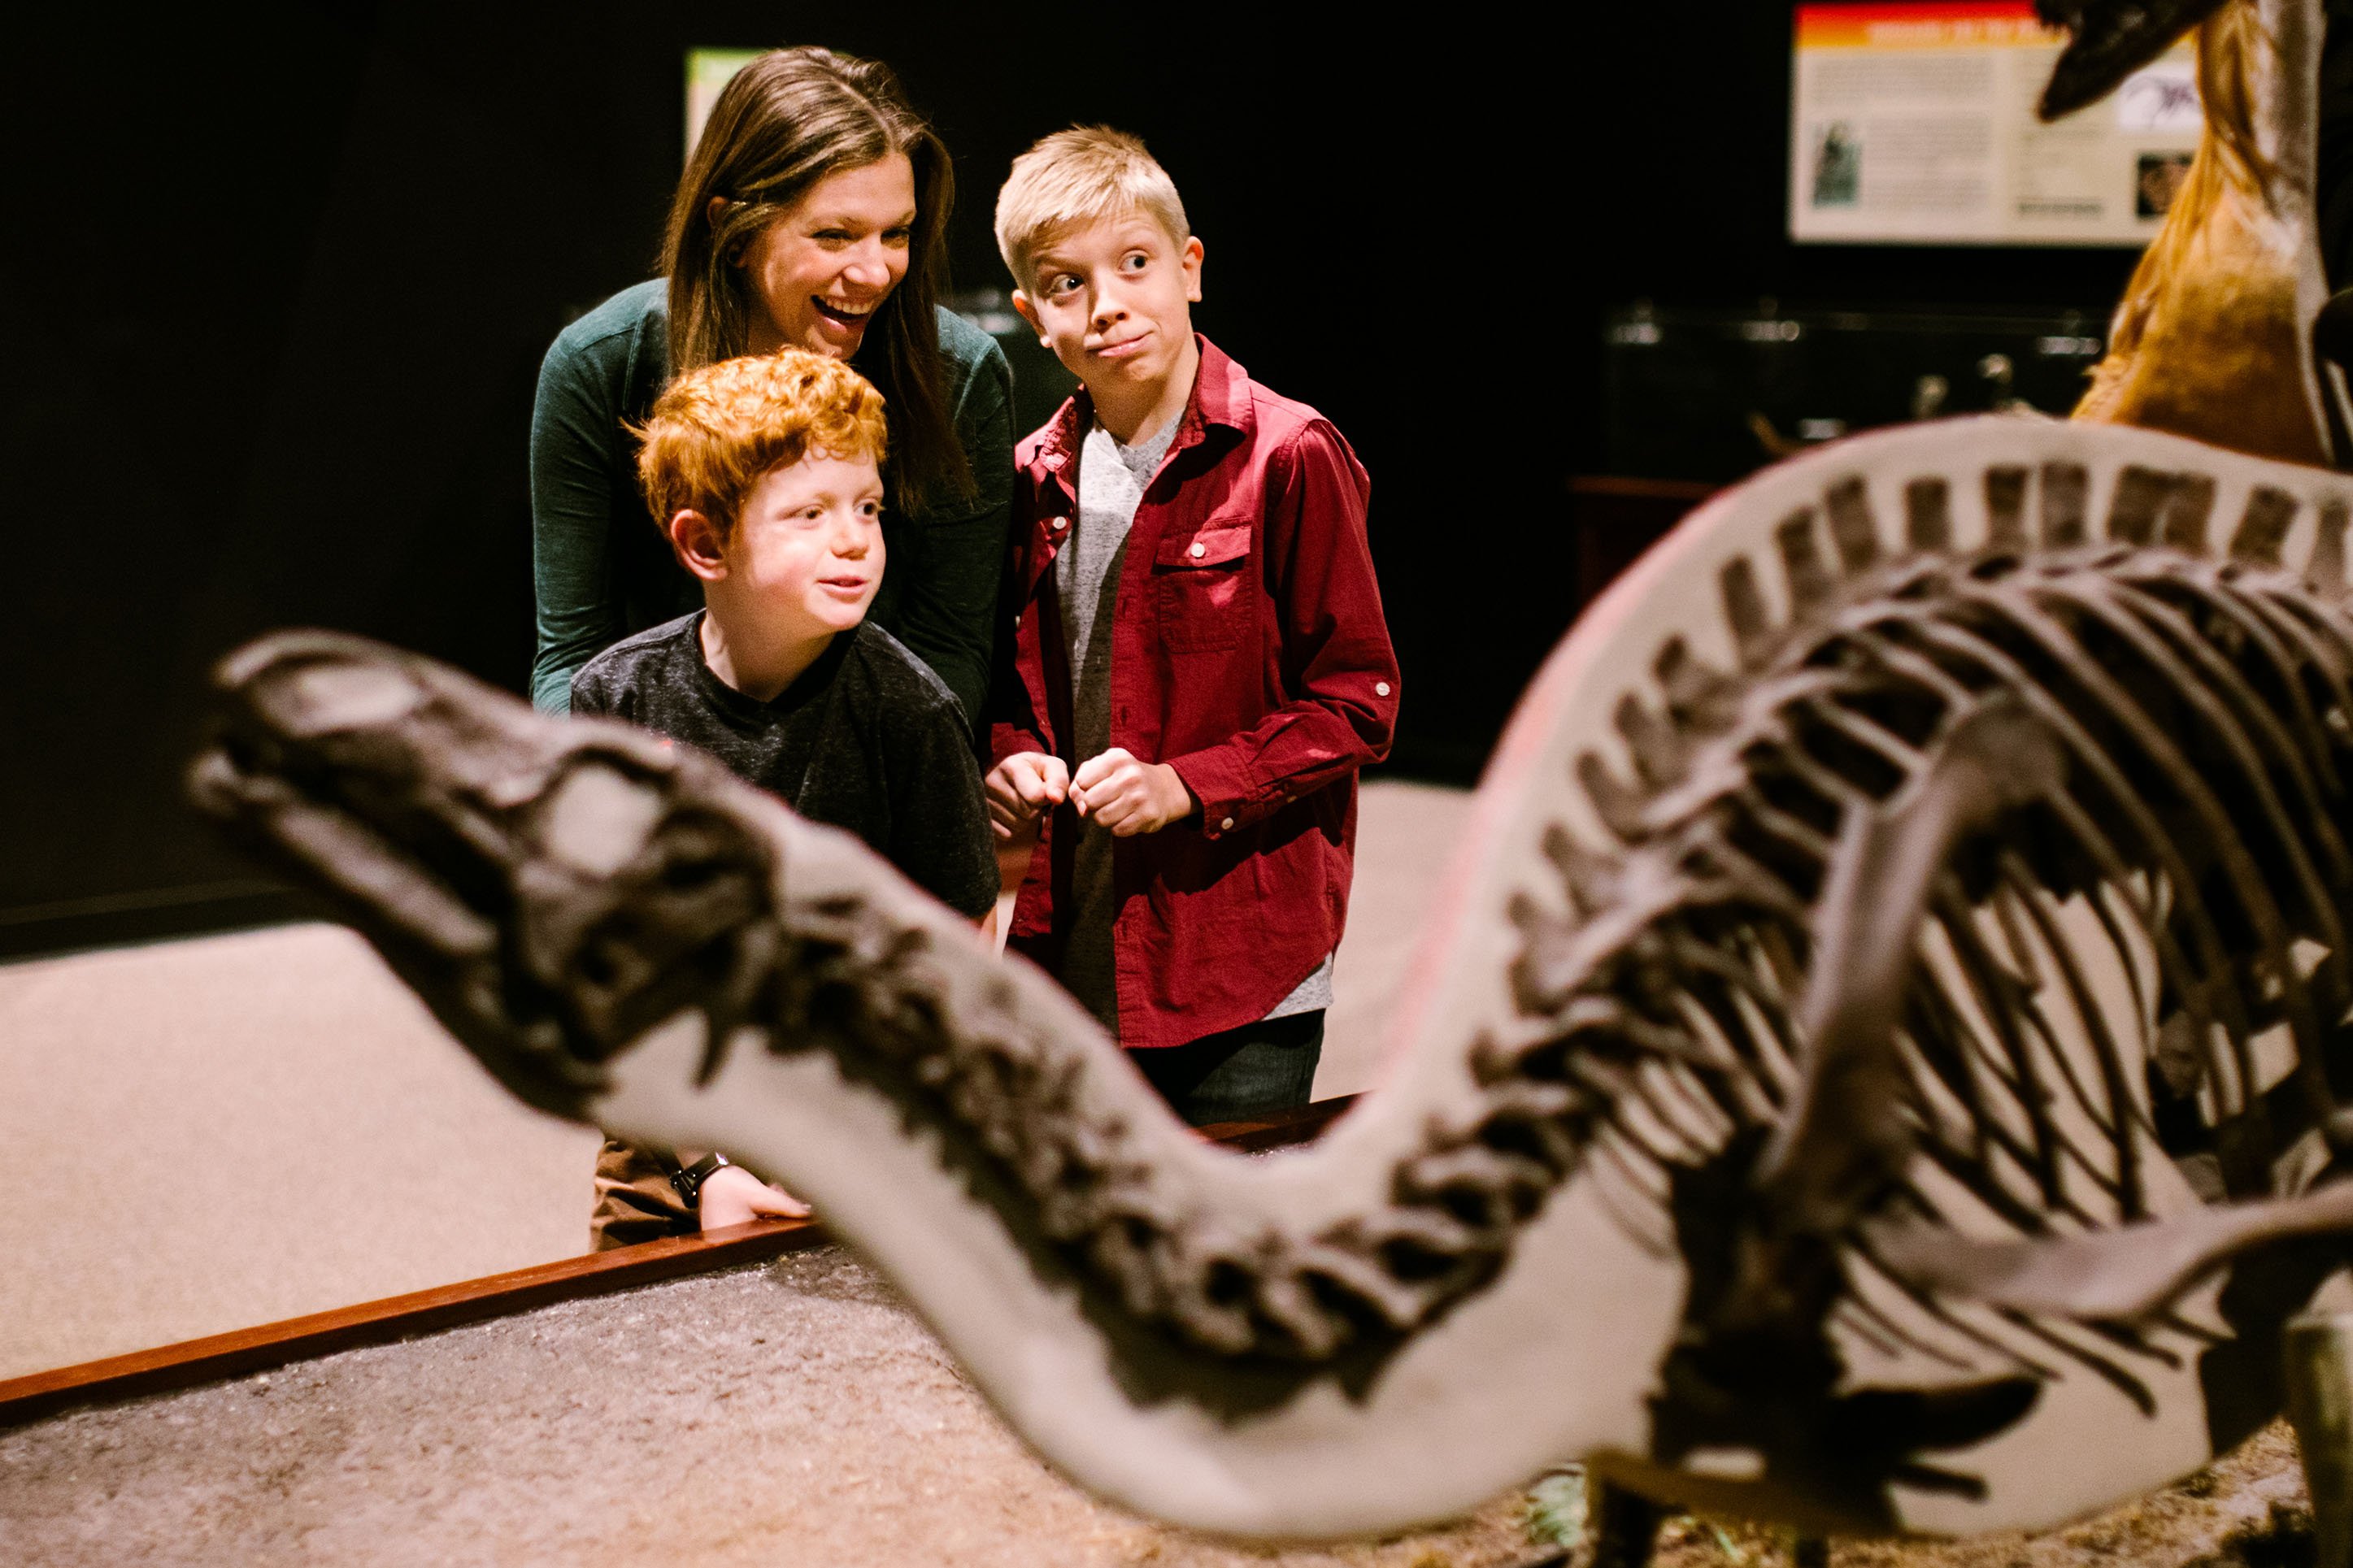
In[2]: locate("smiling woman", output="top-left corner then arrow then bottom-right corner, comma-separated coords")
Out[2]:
527,46 -> 1014,732
729,158 -> 917,359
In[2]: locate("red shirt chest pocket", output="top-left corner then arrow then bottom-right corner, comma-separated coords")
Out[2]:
1152,518 -> 1255,652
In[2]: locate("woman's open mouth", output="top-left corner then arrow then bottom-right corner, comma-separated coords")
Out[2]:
812,298 -> 876,328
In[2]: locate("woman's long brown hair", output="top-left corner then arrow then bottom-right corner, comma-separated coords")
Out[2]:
663,47 -> 972,511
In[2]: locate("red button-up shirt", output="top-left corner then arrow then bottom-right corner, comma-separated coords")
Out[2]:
989,338 -> 1400,1050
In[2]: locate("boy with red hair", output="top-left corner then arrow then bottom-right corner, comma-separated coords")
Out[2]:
574,348 -> 996,1244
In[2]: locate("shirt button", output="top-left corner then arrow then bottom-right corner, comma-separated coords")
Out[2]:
1220,816 -> 1235,831
1374,681 -> 1391,697
1189,541 -> 1207,558
1050,517 -> 1068,531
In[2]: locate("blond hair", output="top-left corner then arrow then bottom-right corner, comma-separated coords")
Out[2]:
994,125 -> 1190,281
635,350 -> 889,545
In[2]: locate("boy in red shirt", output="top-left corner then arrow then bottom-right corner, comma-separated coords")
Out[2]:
985,127 -> 1399,1124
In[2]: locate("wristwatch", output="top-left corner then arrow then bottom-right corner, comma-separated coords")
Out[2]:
669,1153 -> 731,1210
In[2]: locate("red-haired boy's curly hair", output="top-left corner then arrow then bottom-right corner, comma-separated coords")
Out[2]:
635,349 -> 889,545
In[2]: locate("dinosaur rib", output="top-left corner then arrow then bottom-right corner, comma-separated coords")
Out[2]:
193,418 -> 2353,1541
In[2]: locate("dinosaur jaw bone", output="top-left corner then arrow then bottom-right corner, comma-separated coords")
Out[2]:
198,633 -> 517,936
189,629 -> 720,1116
2037,0 -> 2233,119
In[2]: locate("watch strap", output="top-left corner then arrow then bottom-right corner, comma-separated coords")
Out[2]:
669,1152 -> 730,1210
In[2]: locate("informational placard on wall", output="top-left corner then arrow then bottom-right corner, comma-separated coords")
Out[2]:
1790,2 -> 2199,245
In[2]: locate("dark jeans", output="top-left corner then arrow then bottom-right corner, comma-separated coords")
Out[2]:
1129,1010 -> 1324,1127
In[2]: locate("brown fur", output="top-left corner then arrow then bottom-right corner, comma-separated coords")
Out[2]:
2072,2 -> 2330,466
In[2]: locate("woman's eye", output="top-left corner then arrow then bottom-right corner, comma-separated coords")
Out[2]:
882,226 -> 911,245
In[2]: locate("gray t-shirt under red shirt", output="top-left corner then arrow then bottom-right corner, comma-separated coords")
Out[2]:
570,615 -> 998,919
1056,416 -> 1332,1039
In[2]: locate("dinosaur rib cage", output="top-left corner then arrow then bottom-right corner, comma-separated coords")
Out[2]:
741,462 -> 2353,1387
745,461 -> 2353,1381
1502,462 -> 2353,1389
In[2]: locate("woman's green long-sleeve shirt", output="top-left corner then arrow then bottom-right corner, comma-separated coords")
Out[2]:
528,280 -> 1015,728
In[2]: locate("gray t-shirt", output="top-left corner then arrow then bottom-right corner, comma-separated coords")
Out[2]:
570,615 -> 998,919
1055,417 -> 1331,1038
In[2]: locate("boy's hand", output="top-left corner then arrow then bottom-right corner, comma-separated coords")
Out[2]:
984,752 -> 1070,840
1072,749 -> 1196,837
698,1164 -> 811,1231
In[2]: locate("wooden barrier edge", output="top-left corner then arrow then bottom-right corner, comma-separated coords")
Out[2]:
0,1092 -> 1358,1427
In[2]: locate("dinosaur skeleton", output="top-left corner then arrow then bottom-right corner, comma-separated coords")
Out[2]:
170,5 -> 2353,1546
191,416 -> 2353,1541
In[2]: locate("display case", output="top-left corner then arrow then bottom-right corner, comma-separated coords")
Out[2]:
1601,301 -> 2107,482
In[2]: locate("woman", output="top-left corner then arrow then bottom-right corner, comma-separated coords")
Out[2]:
530,46 -> 1011,732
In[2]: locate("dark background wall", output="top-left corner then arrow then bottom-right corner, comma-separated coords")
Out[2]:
0,4 -> 2146,955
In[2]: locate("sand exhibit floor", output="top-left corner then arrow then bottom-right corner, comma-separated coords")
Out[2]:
2,1241 -> 2329,1567
1,1245 -> 1532,1567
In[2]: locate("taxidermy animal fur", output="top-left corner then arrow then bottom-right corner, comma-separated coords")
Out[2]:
2061,0 -> 2341,464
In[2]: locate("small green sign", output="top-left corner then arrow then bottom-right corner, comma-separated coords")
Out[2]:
685,49 -> 764,162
